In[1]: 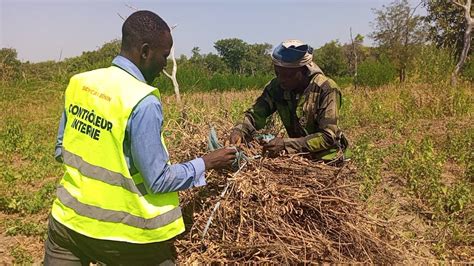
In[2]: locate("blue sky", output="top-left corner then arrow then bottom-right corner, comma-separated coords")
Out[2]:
0,0 -> 425,62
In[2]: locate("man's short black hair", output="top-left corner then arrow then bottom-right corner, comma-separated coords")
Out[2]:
121,10 -> 170,52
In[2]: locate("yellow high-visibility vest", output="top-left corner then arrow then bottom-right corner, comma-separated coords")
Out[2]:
51,65 -> 185,243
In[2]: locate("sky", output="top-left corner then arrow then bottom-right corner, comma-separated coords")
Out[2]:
0,0 -> 425,63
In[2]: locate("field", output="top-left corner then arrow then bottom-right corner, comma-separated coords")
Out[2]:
0,80 -> 473,263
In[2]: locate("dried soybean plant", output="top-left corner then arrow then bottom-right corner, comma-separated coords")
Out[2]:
174,143 -> 405,263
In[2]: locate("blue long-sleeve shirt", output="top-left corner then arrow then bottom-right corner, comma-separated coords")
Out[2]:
55,55 -> 206,193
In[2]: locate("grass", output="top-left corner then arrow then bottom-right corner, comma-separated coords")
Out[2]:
0,79 -> 473,263
341,82 -> 473,261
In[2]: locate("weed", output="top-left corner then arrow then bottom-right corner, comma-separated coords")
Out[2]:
0,181 -> 56,214
352,135 -> 384,200
0,120 -> 23,153
9,245 -> 33,264
0,76 -> 472,261
5,219 -> 47,238
444,127 -> 473,166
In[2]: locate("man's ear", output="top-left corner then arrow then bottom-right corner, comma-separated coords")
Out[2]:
140,43 -> 150,60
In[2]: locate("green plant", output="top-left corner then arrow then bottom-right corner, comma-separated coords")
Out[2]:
394,136 -> 473,222
314,40 -> 349,77
0,48 -> 22,82
9,245 -> 33,264
409,46 -> 454,84
357,57 -> 397,87
461,58 -> 474,81
445,127 -> 473,166
0,120 -> 23,153
399,88 -> 419,119
1,182 -> 56,214
352,136 -> 385,200
443,181 -> 472,214
396,138 -> 444,199
5,219 -> 47,238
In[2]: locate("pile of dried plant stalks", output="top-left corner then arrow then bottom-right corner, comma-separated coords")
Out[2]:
174,144 -> 405,263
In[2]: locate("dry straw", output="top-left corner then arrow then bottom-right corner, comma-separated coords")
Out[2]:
174,143 -> 404,263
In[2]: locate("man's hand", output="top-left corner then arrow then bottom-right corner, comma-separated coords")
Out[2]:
228,129 -> 244,146
262,137 -> 285,157
202,148 -> 237,170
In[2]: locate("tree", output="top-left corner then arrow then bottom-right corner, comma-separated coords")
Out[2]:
214,38 -> 272,75
370,0 -> 428,82
344,32 -> 368,87
450,0 -> 473,85
0,48 -> 22,81
162,25 -> 181,103
423,0 -> 469,56
203,53 -> 228,73
190,47 -> 203,63
65,40 -> 121,75
214,38 -> 248,73
314,40 -> 349,77
241,43 -> 272,75
423,0 -> 473,84
350,29 -> 359,88
343,34 -> 369,75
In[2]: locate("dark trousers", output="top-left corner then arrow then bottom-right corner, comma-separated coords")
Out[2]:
43,215 -> 176,266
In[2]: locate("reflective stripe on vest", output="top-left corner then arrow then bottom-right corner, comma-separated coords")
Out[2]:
56,186 -> 182,229
51,66 -> 185,243
62,149 -> 148,196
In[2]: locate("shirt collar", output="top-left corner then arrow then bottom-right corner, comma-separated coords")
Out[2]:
112,55 -> 146,83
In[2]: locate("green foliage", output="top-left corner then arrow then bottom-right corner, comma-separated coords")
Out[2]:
398,88 -> 419,119
154,66 -> 272,93
190,46 -> 203,62
396,138 -> 444,198
370,0 -> 428,82
0,48 -> 22,82
314,40 -> 349,77
461,58 -> 474,81
152,39 -> 273,92
203,53 -> 228,73
342,34 -> 370,79
5,219 -> 47,238
0,182 -> 57,215
20,60 -> 64,83
445,126 -> 473,166
333,76 -> 353,88
409,45 -> 455,84
16,40 -> 120,84
241,43 -> 273,75
357,57 -> 397,87
4,35 -> 467,92
9,245 -> 33,264
393,137 -> 472,219
0,119 -> 54,162
1,26 -> 470,95
64,40 -> 121,77
422,0 -> 467,56
352,135 -> 384,200
443,181 -> 472,214
0,120 -> 24,153
214,38 -> 248,73
0,68 -> 472,261
214,38 -> 272,75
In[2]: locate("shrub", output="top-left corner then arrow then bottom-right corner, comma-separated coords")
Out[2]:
461,58 -> 474,82
0,48 -> 22,82
409,46 -> 454,84
357,56 -> 397,87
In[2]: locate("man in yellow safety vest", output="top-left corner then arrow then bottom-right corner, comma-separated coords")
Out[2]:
44,10 -> 236,265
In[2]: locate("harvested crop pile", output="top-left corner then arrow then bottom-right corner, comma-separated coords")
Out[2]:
174,144 -> 405,263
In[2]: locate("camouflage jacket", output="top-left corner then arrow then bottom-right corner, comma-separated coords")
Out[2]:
234,73 -> 346,154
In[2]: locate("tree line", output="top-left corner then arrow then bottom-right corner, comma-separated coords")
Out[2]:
1,0 -> 472,92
